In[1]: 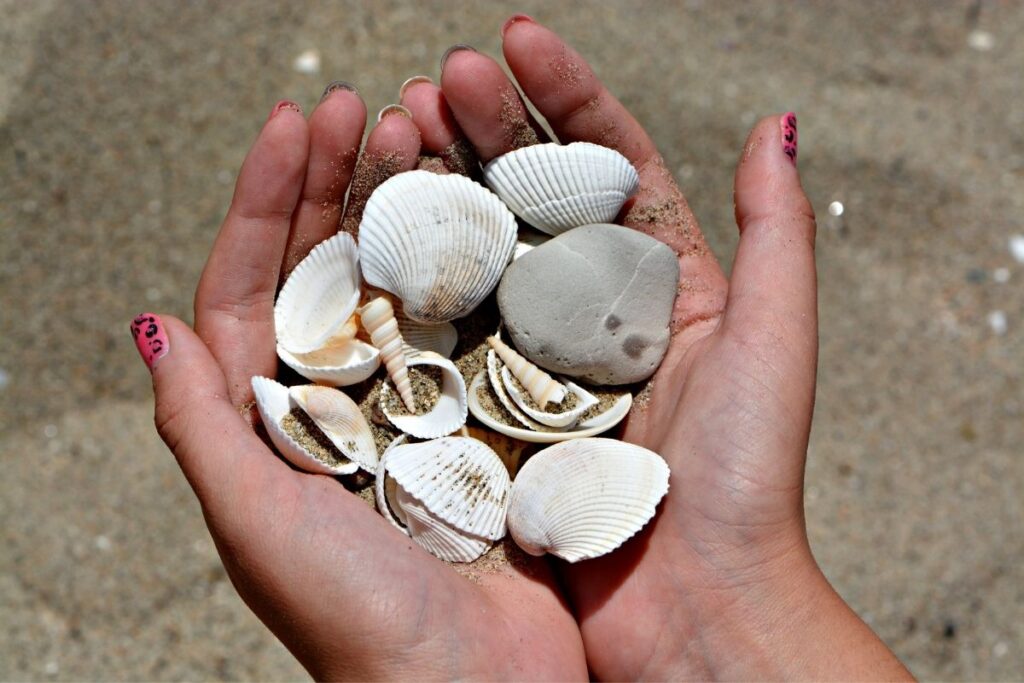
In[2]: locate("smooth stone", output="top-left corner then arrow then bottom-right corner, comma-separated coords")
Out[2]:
497,224 -> 679,385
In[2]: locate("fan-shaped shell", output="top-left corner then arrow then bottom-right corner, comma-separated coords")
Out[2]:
506,438 -> 669,562
358,170 -> 518,323
396,306 -> 458,358
277,339 -> 380,386
251,376 -> 359,476
386,437 -> 510,540
380,352 -> 468,439
397,487 -> 491,562
288,385 -> 378,472
483,142 -> 640,236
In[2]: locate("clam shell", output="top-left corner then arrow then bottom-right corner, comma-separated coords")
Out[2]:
288,385 -> 378,472
380,352 -> 468,439
385,437 -> 510,540
506,438 -> 670,562
251,376 -> 359,476
501,367 -> 599,429
483,142 -> 640,236
397,487 -> 491,562
358,170 -> 518,323
375,435 -> 409,531
396,306 -> 458,358
278,339 -> 380,386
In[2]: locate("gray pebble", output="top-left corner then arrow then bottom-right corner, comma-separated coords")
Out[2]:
497,224 -> 679,384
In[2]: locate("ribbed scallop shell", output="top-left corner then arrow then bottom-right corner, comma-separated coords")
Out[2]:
380,352 -> 468,439
360,296 -> 415,412
251,376 -> 359,476
396,306 -> 457,358
501,367 -> 599,429
506,438 -> 669,562
358,170 -> 518,323
277,339 -> 380,386
483,142 -> 640,236
397,487 -> 491,562
386,437 -> 510,540
288,385 -> 378,472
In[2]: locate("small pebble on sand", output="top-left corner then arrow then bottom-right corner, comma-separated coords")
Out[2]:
1009,235 -> 1024,263
988,310 -> 1008,335
293,49 -> 321,74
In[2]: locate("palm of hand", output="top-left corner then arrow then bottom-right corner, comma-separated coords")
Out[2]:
152,19 -> 820,682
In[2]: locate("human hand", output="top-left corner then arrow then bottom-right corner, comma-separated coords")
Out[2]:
132,86 -> 586,679
428,15 -> 913,680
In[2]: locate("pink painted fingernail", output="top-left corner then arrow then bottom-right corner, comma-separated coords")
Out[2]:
130,313 -> 169,371
269,100 -> 302,121
501,14 -> 534,39
780,112 -> 798,165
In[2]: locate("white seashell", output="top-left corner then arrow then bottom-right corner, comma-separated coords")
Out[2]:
483,142 -> 640,236
467,369 -> 632,444
395,305 -> 458,358
359,170 -> 518,323
486,349 -> 541,431
275,233 -> 381,385
360,296 -> 415,412
375,435 -> 409,531
486,335 -> 564,409
506,438 -> 670,562
396,487 -> 491,563
288,385 -> 378,472
501,367 -> 599,429
251,376 -> 359,476
380,352 -> 468,439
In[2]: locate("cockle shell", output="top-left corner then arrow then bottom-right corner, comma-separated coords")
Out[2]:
395,305 -> 457,359
500,367 -> 599,429
483,142 -> 640,236
251,376 -> 359,476
375,437 -> 511,562
506,438 -> 670,562
360,296 -> 415,412
486,335 -> 564,408
358,170 -> 517,323
274,233 -> 380,385
380,351 -> 468,439
289,384 -> 378,472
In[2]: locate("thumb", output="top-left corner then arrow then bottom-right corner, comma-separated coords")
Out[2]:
130,313 -> 293,520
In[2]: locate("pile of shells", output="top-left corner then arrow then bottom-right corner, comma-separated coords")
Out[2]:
253,142 -> 671,564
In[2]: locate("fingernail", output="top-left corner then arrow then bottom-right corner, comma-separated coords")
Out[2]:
269,100 -> 302,121
780,112 -> 798,165
501,14 -> 534,39
377,104 -> 412,123
399,75 -> 433,99
130,313 -> 169,372
320,80 -> 358,103
440,44 -> 476,72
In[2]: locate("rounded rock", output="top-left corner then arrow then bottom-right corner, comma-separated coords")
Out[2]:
496,224 -> 678,385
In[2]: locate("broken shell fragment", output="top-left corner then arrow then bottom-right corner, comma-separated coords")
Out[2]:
483,142 -> 640,236
506,438 -> 669,562
486,335 -> 564,408
360,296 -> 415,412
380,352 -> 468,439
251,376 -> 359,476
358,170 -> 517,323
500,367 -> 599,429
288,384 -> 378,472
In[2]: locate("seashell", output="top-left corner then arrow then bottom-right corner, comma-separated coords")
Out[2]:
486,335 -> 564,409
380,352 -> 468,439
251,376 -> 359,476
275,233 -> 380,384
486,349 -> 541,431
288,384 -> 378,472
500,367 -> 599,429
375,436 -> 511,562
506,438 -> 670,562
467,368 -> 633,444
395,305 -> 457,358
483,142 -> 640,236
359,170 -> 518,323
513,226 -> 551,261
360,296 -> 415,412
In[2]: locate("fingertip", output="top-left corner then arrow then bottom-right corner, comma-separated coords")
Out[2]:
734,114 -> 812,234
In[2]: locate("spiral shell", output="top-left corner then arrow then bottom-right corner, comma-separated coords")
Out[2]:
360,296 -> 415,412
486,335 -> 564,409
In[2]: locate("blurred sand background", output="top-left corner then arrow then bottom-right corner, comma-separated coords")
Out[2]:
1,0 -> 1022,679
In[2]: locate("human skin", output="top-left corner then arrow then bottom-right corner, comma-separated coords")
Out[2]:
133,16 -> 914,681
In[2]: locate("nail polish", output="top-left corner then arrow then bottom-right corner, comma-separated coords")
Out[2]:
501,14 -> 534,39
130,313 -> 169,371
320,80 -> 359,103
377,104 -> 412,123
780,112 -> 797,164
270,100 -> 302,121
399,75 -> 433,99
440,44 -> 476,72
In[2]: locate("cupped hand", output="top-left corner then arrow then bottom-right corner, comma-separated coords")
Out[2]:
135,87 -> 585,680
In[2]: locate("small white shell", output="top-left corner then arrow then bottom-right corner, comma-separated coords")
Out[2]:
360,296 -> 415,412
483,142 -> 640,236
467,369 -> 632,444
395,305 -> 458,358
251,376 -> 359,476
278,339 -> 380,386
359,170 -> 518,323
380,352 -> 468,439
501,367 -> 599,429
397,487 -> 491,563
288,385 -> 378,472
486,335 -> 564,408
506,438 -> 670,562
